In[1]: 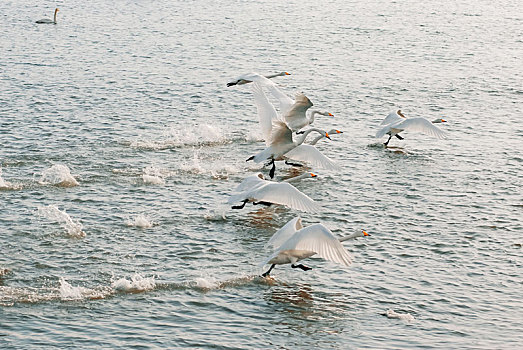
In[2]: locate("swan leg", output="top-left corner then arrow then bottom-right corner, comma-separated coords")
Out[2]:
253,201 -> 272,207
262,264 -> 276,277
231,199 -> 248,210
269,159 -> 276,179
395,134 -> 404,140
291,263 -> 312,271
227,82 -> 237,87
285,160 -> 303,167
246,155 -> 254,162
384,135 -> 392,146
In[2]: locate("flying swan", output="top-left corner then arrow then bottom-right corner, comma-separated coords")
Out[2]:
36,8 -> 59,24
376,110 -> 447,146
259,216 -> 370,276
228,173 -> 320,212
227,72 -> 290,87
247,121 -> 332,178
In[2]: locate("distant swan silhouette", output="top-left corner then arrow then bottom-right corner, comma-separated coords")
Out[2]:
36,8 -> 59,24
227,72 -> 290,87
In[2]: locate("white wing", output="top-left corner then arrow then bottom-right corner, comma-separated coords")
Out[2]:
250,75 -> 295,115
278,224 -> 353,266
375,125 -> 392,138
269,121 -> 293,146
231,173 -> 265,193
283,93 -> 313,125
380,111 -> 404,126
250,182 -> 320,213
284,144 -> 341,171
265,216 -> 303,250
252,82 -> 279,144
395,118 -> 448,139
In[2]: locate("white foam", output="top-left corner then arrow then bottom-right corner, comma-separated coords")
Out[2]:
0,167 -> 21,190
59,277 -> 93,301
193,277 -> 220,290
37,205 -> 86,238
142,166 -> 168,185
39,164 -> 79,187
386,309 -> 415,322
126,214 -> 154,228
112,274 -> 156,292
130,123 -> 229,150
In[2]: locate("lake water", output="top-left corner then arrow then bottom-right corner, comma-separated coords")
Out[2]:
1,0 -> 522,348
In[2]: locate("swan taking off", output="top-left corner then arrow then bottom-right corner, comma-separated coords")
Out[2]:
228,173 -> 320,213
249,74 -> 333,132
227,72 -> 290,87
260,216 -> 369,276
376,110 -> 447,146
247,121 -> 331,178
36,8 -> 59,24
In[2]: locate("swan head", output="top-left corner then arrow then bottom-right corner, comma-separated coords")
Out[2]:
362,230 -> 370,237
310,172 -> 317,178
324,132 -> 331,140
327,129 -> 343,135
432,118 -> 447,123
281,72 -> 291,76
397,110 -> 406,118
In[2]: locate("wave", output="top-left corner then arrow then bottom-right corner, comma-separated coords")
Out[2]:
0,167 -> 22,190
38,164 -> 79,187
37,205 -> 86,238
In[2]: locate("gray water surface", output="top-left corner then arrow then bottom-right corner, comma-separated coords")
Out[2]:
1,0 -> 522,349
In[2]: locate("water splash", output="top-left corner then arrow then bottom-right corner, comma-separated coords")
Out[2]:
59,277 -> 94,301
126,214 -> 154,228
112,274 -> 156,293
130,123 -> 230,150
0,167 -> 21,190
39,164 -> 79,187
385,309 -> 415,322
37,205 -> 86,238
142,166 -> 168,185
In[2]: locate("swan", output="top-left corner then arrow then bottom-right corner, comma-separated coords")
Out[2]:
249,74 -> 333,132
376,110 -> 447,146
36,8 -> 59,24
247,121 -> 330,178
228,173 -> 320,212
260,216 -> 370,276
227,72 -> 290,87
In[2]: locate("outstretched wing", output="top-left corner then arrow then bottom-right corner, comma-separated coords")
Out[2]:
265,216 -> 303,250
269,121 -> 293,146
248,74 -> 295,115
278,224 -> 353,266
380,111 -> 404,126
283,93 -> 313,124
396,118 -> 448,139
252,82 -> 279,144
252,182 -> 320,213
284,144 -> 341,171
375,125 -> 392,138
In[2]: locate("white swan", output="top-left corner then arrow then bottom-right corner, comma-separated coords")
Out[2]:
260,216 -> 369,276
228,173 -> 320,213
227,72 -> 290,87
376,110 -> 447,146
250,74 -> 333,132
36,8 -> 59,24
247,121 -> 330,178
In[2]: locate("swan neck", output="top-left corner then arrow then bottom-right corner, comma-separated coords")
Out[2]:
338,232 -> 360,242
309,134 -> 323,146
53,11 -> 57,23
296,128 -> 322,145
283,174 -> 306,183
308,110 -> 319,124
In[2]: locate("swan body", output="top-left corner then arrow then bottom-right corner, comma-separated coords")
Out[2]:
260,216 -> 369,276
228,173 -> 320,213
376,110 -> 447,146
227,72 -> 290,87
36,8 -> 59,24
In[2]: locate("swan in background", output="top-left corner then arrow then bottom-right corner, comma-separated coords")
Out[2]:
228,173 -> 320,212
227,72 -> 290,87
247,121 -> 329,178
376,110 -> 447,146
249,74 -> 333,132
36,8 -> 59,24
260,216 -> 370,276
